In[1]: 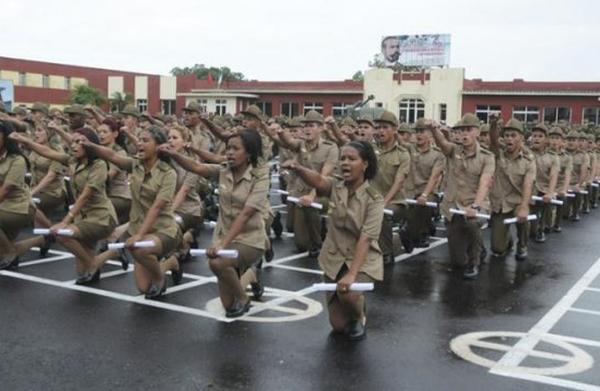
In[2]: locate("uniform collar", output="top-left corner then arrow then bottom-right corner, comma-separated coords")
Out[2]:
460,142 -> 481,158
226,164 -> 253,184
304,138 -> 321,152
380,141 -> 398,154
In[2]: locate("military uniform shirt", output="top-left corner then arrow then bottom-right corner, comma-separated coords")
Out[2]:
293,139 -> 338,196
318,179 -> 384,281
440,143 -> 495,220
490,149 -> 536,213
404,144 -> 445,199
173,157 -> 203,217
30,148 -> 66,199
0,152 -> 31,214
533,150 -> 559,194
556,151 -> 573,189
206,164 -> 270,250
107,145 -> 131,200
371,143 -> 410,204
128,159 -> 179,239
569,151 -> 590,185
70,159 -> 117,226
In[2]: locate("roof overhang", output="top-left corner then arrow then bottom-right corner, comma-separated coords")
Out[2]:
177,92 -> 260,99
184,88 -> 362,95
462,90 -> 600,97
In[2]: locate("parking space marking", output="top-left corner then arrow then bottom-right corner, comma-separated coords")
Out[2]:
545,333 -> 600,348
569,307 -> 600,317
585,287 -> 600,293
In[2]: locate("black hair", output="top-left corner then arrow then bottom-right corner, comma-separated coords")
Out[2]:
227,128 -> 263,168
144,126 -> 171,163
346,141 -> 378,180
0,120 -> 30,171
74,127 -> 101,164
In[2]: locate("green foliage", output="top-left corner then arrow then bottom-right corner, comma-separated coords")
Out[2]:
170,64 -> 245,81
109,91 -> 134,112
351,71 -> 364,81
69,84 -> 107,106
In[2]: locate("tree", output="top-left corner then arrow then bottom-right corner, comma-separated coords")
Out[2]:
170,64 -> 245,81
351,71 -> 364,81
69,84 -> 107,106
109,91 -> 134,112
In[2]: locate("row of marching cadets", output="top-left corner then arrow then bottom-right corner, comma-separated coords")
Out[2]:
1,100 -> 599,341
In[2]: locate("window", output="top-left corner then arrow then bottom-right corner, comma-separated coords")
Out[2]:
439,103 -> 447,122
583,107 -> 600,125
255,101 -> 272,117
196,99 -> 208,112
303,102 -> 323,114
544,107 -> 571,124
136,99 -> 148,112
281,102 -> 299,117
161,100 -> 176,115
215,99 -> 227,115
64,77 -> 71,90
42,74 -> 49,88
332,103 -> 351,117
512,106 -> 539,123
375,102 -> 383,108
399,98 -> 425,124
18,72 -> 26,86
475,105 -> 502,123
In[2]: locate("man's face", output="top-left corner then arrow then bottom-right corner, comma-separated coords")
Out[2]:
457,127 -> 479,147
548,134 -> 562,150
502,130 -> 523,153
530,130 -> 546,151
242,114 -> 260,129
303,122 -> 322,142
415,128 -> 431,146
478,132 -> 490,146
383,38 -> 400,63
124,115 -> 138,129
355,123 -> 374,142
182,110 -> 200,127
375,122 -> 396,145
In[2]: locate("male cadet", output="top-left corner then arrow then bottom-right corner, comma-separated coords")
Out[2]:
396,123 -> 412,147
120,104 -> 142,154
593,133 -> 600,208
404,118 -> 445,248
372,111 -> 410,262
529,123 -> 559,242
478,124 -> 491,149
431,113 -> 495,279
582,133 -> 596,213
182,102 -> 215,153
488,116 -> 536,261
326,114 -> 376,146
276,110 -> 338,256
565,130 -> 589,221
547,127 -> 572,232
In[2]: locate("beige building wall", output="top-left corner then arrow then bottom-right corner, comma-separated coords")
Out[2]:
108,76 -> 124,97
363,67 -> 464,125
71,77 -> 87,87
27,73 -> 43,88
0,70 -> 19,85
134,76 -> 148,100
159,76 -> 177,100
184,96 -> 237,114
49,75 -> 64,89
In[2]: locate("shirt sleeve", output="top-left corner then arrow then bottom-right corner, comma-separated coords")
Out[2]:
482,154 -> 496,176
432,151 -> 446,172
85,160 -> 108,192
393,151 -> 411,183
3,156 -> 26,187
244,171 -> 269,212
324,144 -> 339,168
361,195 -> 384,240
156,169 -> 177,203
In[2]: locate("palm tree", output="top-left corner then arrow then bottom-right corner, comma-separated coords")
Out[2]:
69,84 -> 107,106
109,91 -> 135,112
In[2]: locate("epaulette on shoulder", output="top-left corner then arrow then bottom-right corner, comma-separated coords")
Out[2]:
480,148 -> 492,155
365,185 -> 383,200
321,139 -> 335,146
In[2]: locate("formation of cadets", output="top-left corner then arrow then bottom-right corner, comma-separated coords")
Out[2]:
1,99 -> 599,341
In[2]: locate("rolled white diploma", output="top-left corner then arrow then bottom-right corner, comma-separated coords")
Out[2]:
312,283 -> 375,292
405,198 -> 438,208
189,249 -> 239,258
286,196 -> 323,210
530,195 -> 563,206
108,240 -> 156,250
449,208 -> 491,220
274,189 -> 289,195
32,197 -> 41,204
33,228 -> 74,236
503,215 -> 538,225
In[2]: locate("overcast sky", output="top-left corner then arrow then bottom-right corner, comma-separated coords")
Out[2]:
3,0 -> 599,82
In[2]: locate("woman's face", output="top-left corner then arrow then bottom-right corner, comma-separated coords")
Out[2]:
97,124 -> 115,146
34,126 -> 48,144
70,133 -> 87,160
137,131 -> 159,161
168,129 -> 185,152
226,136 -> 248,169
340,145 -> 367,184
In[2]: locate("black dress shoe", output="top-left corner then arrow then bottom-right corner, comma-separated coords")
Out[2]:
414,238 -> 430,248
0,256 -> 19,271
250,267 -> 264,300
344,319 -> 366,341
463,265 -> 479,280
515,249 -> 528,261
399,227 -> 414,254
552,225 -> 562,233
75,269 -> 100,285
118,248 -> 133,271
308,248 -> 320,258
39,235 -> 55,257
543,227 -> 551,234
265,243 -> 274,263
272,212 -> 283,238
145,280 -> 167,299
571,214 -> 580,222
534,231 -> 546,243
225,299 -> 251,318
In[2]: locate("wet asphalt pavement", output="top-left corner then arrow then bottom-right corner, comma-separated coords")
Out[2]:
2,201 -> 600,390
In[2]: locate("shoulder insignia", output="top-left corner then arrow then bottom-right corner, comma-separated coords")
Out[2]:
365,185 -> 383,200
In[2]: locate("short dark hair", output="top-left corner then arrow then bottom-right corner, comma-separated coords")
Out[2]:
0,120 -> 30,170
346,141 -> 378,180
227,128 -> 263,167
74,127 -> 101,163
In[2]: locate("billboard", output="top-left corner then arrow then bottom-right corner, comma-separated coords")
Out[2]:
380,34 -> 451,68
0,79 -> 14,112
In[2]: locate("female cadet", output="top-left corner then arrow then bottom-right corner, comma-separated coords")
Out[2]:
282,141 -> 383,341
97,118 -> 131,225
159,129 -> 269,318
0,121 -> 35,270
83,126 -> 181,299
9,128 -> 118,283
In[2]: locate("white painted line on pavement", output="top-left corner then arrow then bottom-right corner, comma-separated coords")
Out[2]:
585,287 -> 600,293
491,371 -> 600,391
394,237 -> 448,263
569,307 -> 600,317
545,333 -> 600,348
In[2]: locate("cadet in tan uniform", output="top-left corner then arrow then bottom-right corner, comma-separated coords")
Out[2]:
565,131 -> 589,221
276,110 -> 338,256
529,123 -> 559,242
85,126 -> 182,298
183,102 -> 217,153
581,133 -> 596,213
547,127 -> 572,232
478,124 -> 491,149
0,121 -> 35,270
160,129 -> 269,317
372,111 -> 410,262
404,119 -> 445,248
10,128 -> 119,283
282,141 -> 383,341
488,117 -> 536,261
97,118 -> 131,224
432,113 -> 495,279
120,104 -> 143,154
